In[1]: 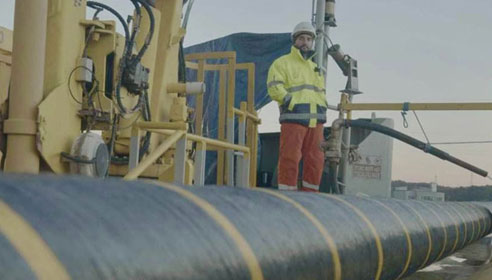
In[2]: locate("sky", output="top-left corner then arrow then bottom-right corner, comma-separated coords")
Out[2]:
1,0 -> 491,187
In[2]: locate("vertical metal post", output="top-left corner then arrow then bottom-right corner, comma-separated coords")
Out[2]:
314,0 -> 327,72
236,102 -> 247,187
226,117 -> 235,186
195,59 -> 205,136
4,0 -> 48,173
245,64 -> 257,187
338,94 -> 353,191
242,153 -> 250,188
129,126 -> 141,170
226,56 -> 236,186
174,134 -> 187,184
217,68 -> 227,185
193,141 -> 206,186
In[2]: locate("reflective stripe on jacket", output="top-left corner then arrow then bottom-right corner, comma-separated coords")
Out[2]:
267,46 -> 328,127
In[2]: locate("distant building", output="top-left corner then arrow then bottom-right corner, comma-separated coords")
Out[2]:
392,183 -> 445,202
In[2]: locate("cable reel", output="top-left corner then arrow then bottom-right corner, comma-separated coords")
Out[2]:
67,132 -> 109,177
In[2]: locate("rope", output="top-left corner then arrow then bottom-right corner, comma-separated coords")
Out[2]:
412,111 -> 430,144
431,141 -> 492,145
401,111 -> 409,128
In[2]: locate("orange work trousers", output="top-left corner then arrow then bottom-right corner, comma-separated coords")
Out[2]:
278,123 -> 324,192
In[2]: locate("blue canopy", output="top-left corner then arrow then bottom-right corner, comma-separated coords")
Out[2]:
184,32 -> 291,184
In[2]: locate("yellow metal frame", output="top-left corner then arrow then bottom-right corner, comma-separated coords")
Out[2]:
0,27 -> 12,164
185,53 -> 260,187
124,121 -> 250,181
339,93 -> 492,120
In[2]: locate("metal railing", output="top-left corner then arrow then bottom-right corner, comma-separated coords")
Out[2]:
125,51 -> 260,188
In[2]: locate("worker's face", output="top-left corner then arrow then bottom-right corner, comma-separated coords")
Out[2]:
294,34 -> 314,52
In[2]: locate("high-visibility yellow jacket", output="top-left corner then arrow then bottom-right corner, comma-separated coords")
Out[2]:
267,46 -> 327,128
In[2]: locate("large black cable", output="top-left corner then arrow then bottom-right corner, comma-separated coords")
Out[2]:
128,0 -> 142,54
110,91 -> 151,165
133,0 -> 155,63
87,1 -> 132,114
344,119 -> 489,177
86,2 -> 130,43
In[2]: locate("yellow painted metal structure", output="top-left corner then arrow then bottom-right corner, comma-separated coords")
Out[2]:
339,93 -> 492,120
4,0 -> 48,173
0,27 -> 12,164
0,0 -> 260,188
342,102 -> 492,111
186,57 -> 260,187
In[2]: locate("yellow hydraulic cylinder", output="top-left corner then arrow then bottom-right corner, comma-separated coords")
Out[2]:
4,0 -> 48,173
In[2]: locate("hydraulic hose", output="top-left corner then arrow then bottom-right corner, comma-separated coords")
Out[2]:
87,1 -> 131,114
344,119 -> 488,177
134,0 -> 155,63
86,2 -> 130,43
128,0 -> 142,51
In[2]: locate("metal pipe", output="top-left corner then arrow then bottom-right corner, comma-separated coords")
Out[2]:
4,0 -> 48,173
342,102 -> 492,111
181,0 -> 195,29
124,130 -> 185,179
136,121 -> 187,131
338,94 -> 353,191
322,118 -> 344,193
344,119 -> 489,177
0,174 -> 490,279
147,128 -> 250,154
314,0 -> 326,71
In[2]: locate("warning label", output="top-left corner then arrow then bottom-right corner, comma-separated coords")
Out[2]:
352,155 -> 382,179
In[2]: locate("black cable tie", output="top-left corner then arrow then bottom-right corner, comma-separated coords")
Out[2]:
423,143 -> 432,153
60,152 -> 96,164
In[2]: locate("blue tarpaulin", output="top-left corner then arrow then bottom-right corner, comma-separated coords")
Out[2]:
184,32 -> 291,184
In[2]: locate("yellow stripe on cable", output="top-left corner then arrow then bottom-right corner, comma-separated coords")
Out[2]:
447,204 -> 468,250
320,194 -> 383,280
371,200 -> 412,279
468,204 -> 485,238
415,201 -> 448,262
431,203 -> 460,253
0,199 -> 71,280
153,182 -> 264,280
401,203 -> 433,270
256,189 -> 342,280
456,204 -> 476,244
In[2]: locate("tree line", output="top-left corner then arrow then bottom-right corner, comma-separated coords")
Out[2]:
392,180 -> 492,201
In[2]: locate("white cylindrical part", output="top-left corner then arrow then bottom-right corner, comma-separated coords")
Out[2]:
186,82 -> 206,95
314,0 -> 326,69
4,0 -> 48,173
326,0 -> 336,18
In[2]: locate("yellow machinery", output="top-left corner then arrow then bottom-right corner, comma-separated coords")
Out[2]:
0,0 -> 260,187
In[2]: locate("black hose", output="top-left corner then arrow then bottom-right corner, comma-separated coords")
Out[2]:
86,2 -> 130,44
60,152 -> 96,164
327,161 -> 340,194
87,1 -> 132,114
344,119 -> 489,177
128,0 -> 142,53
110,91 -> 151,165
134,0 -> 155,63
178,39 -> 187,83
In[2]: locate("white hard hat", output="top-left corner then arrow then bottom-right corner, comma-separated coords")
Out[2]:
291,21 -> 316,41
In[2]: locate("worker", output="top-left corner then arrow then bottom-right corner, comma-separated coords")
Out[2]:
267,21 -> 328,192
